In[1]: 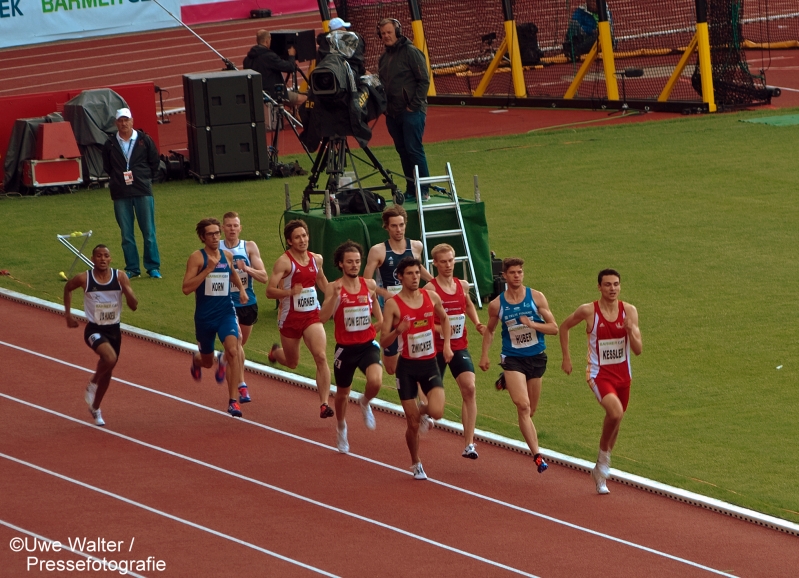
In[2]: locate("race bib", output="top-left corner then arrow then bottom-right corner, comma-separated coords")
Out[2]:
408,329 -> 434,358
599,337 -> 627,365
204,272 -> 229,297
508,323 -> 535,349
293,286 -> 317,312
343,305 -> 371,332
446,314 -> 465,339
95,301 -> 119,325
386,285 -> 402,296
231,263 -> 248,292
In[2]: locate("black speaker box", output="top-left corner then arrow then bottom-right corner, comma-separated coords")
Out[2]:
183,70 -> 265,128
187,122 -> 269,179
516,22 -> 544,66
269,29 -> 316,62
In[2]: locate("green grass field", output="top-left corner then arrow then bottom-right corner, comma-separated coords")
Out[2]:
2,107 -> 798,523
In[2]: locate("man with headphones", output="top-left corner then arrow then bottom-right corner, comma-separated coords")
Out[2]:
377,18 -> 431,202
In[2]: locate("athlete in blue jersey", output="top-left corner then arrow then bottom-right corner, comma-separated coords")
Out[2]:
222,211 -> 268,404
364,205 -> 431,375
182,217 -> 249,417
479,257 -> 558,474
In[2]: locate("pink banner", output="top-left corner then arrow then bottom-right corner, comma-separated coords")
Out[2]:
182,0 -> 319,25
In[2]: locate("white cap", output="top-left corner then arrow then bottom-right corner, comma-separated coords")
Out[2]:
115,108 -> 132,120
328,17 -> 351,31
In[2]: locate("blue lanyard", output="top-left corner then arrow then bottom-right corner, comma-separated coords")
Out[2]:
120,137 -> 135,171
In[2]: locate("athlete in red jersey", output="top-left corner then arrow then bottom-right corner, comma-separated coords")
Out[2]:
559,268 -> 642,494
267,220 -> 333,418
320,241 -> 383,453
381,257 -> 452,480
424,243 -> 485,459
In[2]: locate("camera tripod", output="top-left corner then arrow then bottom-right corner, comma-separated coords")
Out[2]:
302,136 -> 403,215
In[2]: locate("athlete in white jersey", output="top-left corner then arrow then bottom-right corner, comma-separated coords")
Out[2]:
64,245 -> 138,426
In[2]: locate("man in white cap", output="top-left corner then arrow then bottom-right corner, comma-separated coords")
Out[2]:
101,108 -> 162,280
317,16 -> 366,76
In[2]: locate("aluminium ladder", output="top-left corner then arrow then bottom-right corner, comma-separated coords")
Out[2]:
415,163 -> 482,308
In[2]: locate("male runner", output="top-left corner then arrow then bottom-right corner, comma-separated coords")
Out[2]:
221,211 -> 268,404
424,243 -> 485,459
266,220 -> 332,418
364,205 -> 431,375
64,245 -> 138,426
319,241 -> 383,453
479,257 -> 558,474
559,268 -> 642,494
182,218 -> 248,418
381,257 -> 452,480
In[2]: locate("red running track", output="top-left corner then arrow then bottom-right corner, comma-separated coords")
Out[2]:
1,296 -> 798,577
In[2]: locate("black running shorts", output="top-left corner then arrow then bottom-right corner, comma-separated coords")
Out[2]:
395,357 -> 443,401
436,349 -> 475,379
500,352 -> 547,380
333,341 -> 382,389
235,303 -> 259,327
84,323 -> 122,356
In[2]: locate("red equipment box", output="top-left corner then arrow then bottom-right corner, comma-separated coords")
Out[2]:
22,158 -> 82,187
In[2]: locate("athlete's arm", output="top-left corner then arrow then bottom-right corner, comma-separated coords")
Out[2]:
118,271 -> 139,312
379,299 -> 407,349
479,297 -> 501,371
462,279 -> 486,335
318,280 -> 341,323
624,303 -> 643,356
63,271 -> 88,328
366,279 -> 383,331
558,303 -> 593,375
430,292 -> 453,362
524,290 -> 558,335
243,241 -> 269,284
224,250 -> 248,304
314,253 -> 329,294
411,240 -> 433,282
182,250 -> 217,295
364,244 -> 391,299
266,255 -> 298,300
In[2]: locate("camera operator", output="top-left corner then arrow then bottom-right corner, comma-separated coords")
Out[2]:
243,29 -> 307,107
377,18 -> 430,202
317,17 -> 366,77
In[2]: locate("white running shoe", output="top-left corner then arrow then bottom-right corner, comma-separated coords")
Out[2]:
592,466 -> 610,495
336,422 -> 349,454
360,397 -> 376,431
89,407 -> 105,427
85,382 -> 97,408
412,462 -> 427,480
419,414 -> 433,434
462,443 -> 479,459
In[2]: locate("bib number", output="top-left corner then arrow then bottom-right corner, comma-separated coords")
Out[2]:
408,329 -> 434,359
95,301 -> 119,325
231,262 -> 248,293
386,285 -> 402,296
508,323 -> 535,349
293,287 -> 317,312
205,272 -> 229,297
343,305 -> 371,332
447,314 -> 465,339
598,337 -> 627,365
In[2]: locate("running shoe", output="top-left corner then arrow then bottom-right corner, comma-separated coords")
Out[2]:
592,466 -> 610,495
147,269 -> 162,279
320,403 -> 334,419
126,272 -> 141,280
462,443 -> 479,460
495,372 -> 506,391
268,343 -> 280,364
534,453 -> 548,474
85,382 -> 97,408
360,397 -> 376,430
228,400 -> 242,418
215,352 -> 227,384
238,384 -> 251,404
596,453 -> 611,479
336,422 -> 349,454
419,413 -> 433,434
412,462 -> 427,480
190,356 -> 202,381
89,407 -> 105,427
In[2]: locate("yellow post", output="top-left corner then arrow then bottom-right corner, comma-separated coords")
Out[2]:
504,20 -> 526,97
597,20 -> 618,100
473,38 -> 508,97
695,22 -> 717,112
659,35 -> 698,102
564,43 -> 599,99
411,20 -> 436,96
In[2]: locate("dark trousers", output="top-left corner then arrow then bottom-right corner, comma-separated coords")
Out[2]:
385,110 -> 430,198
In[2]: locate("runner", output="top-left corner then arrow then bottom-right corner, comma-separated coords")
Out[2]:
182,218 -> 249,418
364,205 -> 431,375
64,245 -> 138,426
424,243 -> 486,459
221,211 -> 268,404
266,220 -> 333,418
479,257 -> 558,475
380,257 -> 452,480
559,268 -> 642,494
319,241 -> 383,453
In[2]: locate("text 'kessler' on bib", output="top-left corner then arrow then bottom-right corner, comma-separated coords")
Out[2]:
599,337 -> 627,365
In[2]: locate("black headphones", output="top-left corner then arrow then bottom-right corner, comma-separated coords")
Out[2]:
376,18 -> 402,39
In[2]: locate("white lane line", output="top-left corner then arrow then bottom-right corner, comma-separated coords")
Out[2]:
0,454 -> 340,578
0,340 -> 739,577
0,404 -> 539,578
0,520 -> 148,578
